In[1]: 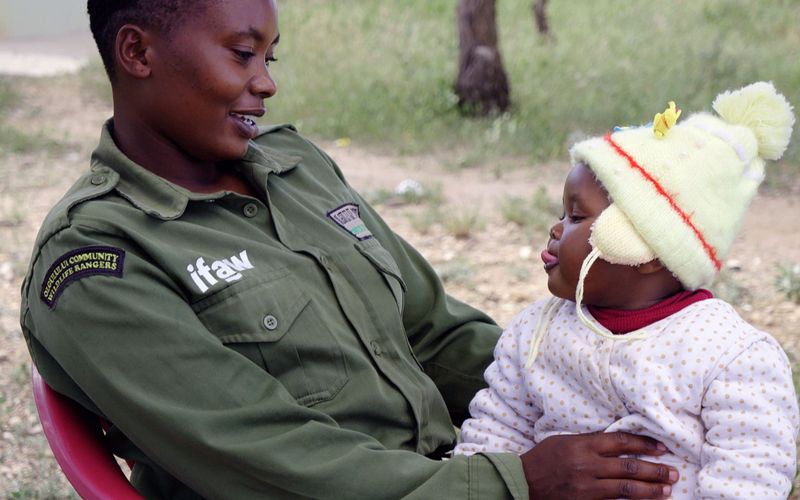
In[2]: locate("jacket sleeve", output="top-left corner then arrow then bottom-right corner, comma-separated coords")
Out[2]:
307,140 -> 504,424
455,306 -> 543,456
22,221 -> 527,500
697,338 -> 799,498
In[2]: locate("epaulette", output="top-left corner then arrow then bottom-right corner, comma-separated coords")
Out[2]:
35,167 -> 119,246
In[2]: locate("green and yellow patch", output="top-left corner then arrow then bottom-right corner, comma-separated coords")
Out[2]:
40,246 -> 125,308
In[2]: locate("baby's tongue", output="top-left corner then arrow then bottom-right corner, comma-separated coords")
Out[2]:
540,249 -> 558,266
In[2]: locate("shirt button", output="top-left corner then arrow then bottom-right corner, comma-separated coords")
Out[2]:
262,314 -> 278,331
243,202 -> 259,218
370,340 -> 383,357
90,175 -> 106,185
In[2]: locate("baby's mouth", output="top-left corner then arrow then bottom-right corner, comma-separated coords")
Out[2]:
541,249 -> 559,270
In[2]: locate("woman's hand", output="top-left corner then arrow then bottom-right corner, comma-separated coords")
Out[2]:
521,432 -> 679,499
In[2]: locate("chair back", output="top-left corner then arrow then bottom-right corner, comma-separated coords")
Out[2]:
31,365 -> 143,500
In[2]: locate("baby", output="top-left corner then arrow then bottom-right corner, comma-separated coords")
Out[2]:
455,82 -> 799,498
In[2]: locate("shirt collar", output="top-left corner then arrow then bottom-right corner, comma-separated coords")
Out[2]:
90,120 -> 300,220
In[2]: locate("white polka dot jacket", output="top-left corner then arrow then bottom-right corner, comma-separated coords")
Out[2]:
455,298 -> 799,499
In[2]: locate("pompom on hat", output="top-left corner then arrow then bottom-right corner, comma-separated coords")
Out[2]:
571,81 -> 795,291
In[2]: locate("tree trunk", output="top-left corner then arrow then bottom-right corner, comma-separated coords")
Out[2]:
454,0 -> 510,116
532,0 -> 552,39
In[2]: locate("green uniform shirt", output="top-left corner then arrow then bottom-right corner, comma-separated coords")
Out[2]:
20,122 -> 527,499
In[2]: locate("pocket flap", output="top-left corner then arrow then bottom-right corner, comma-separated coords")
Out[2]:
355,239 -> 407,292
194,273 -> 311,344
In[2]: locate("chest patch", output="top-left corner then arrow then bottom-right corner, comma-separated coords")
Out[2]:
326,203 -> 373,241
40,246 -> 125,309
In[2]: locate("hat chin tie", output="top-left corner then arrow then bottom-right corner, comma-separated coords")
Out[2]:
524,205 -> 659,369
574,248 -> 650,344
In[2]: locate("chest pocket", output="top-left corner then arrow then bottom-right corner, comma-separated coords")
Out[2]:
193,270 -> 348,406
355,238 -> 406,315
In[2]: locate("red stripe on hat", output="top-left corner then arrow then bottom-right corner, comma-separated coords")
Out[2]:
603,133 -> 721,271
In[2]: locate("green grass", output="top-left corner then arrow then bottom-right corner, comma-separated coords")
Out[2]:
268,0 -> 800,167
499,186 -> 561,236
775,263 -> 800,304
443,206 -> 485,239
0,77 -> 66,154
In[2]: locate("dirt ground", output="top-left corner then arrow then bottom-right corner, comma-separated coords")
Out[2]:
0,73 -> 798,497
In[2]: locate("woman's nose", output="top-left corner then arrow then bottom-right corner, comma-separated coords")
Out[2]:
250,69 -> 277,98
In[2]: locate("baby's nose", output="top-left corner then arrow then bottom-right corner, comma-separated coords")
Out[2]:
549,221 -> 562,240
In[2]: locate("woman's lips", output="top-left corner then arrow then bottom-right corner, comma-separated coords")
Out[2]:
230,112 -> 259,139
541,249 -> 559,270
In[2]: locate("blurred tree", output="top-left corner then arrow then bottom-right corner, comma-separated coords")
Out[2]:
454,0 -> 510,115
532,0 -> 553,40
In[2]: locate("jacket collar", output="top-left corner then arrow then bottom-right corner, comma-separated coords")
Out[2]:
90,120 -> 299,220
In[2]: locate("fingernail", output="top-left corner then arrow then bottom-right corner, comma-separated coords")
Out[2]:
656,442 -> 667,451
662,485 -> 672,496
669,469 -> 678,482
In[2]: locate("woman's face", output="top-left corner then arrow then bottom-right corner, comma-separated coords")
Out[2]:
142,0 -> 280,164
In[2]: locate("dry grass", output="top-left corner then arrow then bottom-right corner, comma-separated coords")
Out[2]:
1,69 -> 799,498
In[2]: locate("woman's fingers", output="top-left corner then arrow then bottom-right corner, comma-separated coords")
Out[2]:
593,479 -> 673,499
521,432 -> 680,499
591,431 -> 668,457
596,456 -> 678,483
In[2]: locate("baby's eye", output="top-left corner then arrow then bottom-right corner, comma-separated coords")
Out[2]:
569,215 -> 585,223
558,212 -> 565,221
265,56 -> 278,67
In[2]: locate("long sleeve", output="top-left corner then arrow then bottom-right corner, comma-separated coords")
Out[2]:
697,338 -> 799,498
23,224 -> 526,500
20,124 -> 528,500
455,304 -> 545,456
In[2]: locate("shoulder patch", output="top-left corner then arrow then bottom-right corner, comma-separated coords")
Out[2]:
41,246 -> 125,309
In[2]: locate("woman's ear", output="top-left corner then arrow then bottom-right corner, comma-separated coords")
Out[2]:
115,24 -> 152,79
636,259 -> 666,275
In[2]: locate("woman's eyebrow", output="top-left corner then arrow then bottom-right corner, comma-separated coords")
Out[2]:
227,30 -> 279,48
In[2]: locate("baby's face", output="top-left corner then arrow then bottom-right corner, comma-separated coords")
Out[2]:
542,163 -> 610,302
542,163 -> 682,308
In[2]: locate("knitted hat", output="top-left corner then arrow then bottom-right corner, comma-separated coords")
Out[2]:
570,81 -> 795,290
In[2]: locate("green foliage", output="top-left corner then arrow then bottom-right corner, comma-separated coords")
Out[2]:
711,268 -> 749,306
407,207 -> 442,235
0,77 -> 15,116
78,59 -> 112,104
442,207 -> 485,239
435,259 -> 473,286
499,186 -> 561,236
270,0 -> 800,168
775,263 -> 800,304
0,77 -> 66,154
365,181 -> 443,206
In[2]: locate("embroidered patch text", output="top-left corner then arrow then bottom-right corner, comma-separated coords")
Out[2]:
40,246 -> 125,309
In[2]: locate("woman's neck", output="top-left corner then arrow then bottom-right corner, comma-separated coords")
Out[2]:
111,114 -> 258,198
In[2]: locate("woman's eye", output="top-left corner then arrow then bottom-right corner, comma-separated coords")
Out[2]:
233,49 -> 255,61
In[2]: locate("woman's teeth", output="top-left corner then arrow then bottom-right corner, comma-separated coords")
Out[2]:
231,113 -> 256,127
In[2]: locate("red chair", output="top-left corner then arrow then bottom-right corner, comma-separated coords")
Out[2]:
31,365 -> 143,500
